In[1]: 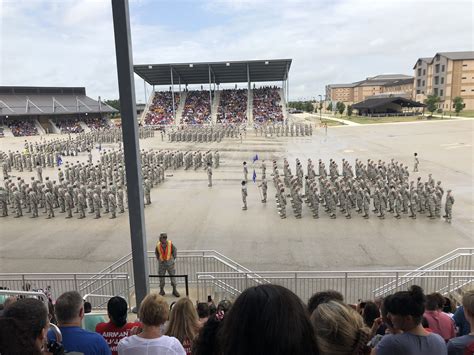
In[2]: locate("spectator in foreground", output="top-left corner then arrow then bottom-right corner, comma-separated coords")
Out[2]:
0,298 -> 49,355
118,293 -> 185,355
96,296 -> 141,355
48,291 -> 111,355
217,284 -> 318,355
453,304 -> 471,336
196,302 -> 210,325
447,290 -> 474,355
166,297 -> 201,354
373,285 -> 447,355
362,301 -> 381,328
307,289 -> 344,315
192,310 -> 226,355
423,292 -> 456,341
311,300 -> 371,355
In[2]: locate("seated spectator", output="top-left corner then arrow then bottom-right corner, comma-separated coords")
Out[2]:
447,290 -> 474,355
307,289 -> 344,314
453,305 -> 471,336
0,297 -> 49,355
216,299 -> 232,314
311,300 -> 371,355
373,285 -> 446,355
47,290 -> 111,355
216,89 -> 247,123
253,86 -> 284,123
217,284 -> 318,355
84,117 -> 110,130
192,309 -> 226,355
6,118 -> 39,136
0,295 -> 17,316
424,292 -> 456,341
362,301 -> 381,328
55,118 -> 84,133
166,297 -> 201,354
196,302 -> 210,325
96,296 -> 141,355
181,91 -> 211,124
118,293 -> 185,355
442,297 -> 456,317
145,92 -> 179,126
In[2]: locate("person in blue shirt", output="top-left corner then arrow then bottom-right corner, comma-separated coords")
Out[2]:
453,305 -> 471,336
48,291 -> 111,355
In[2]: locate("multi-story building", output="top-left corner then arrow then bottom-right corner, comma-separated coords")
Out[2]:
413,51 -> 474,111
326,74 -> 413,105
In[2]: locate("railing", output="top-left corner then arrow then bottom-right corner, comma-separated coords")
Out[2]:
0,273 -> 129,309
0,289 -> 49,306
196,270 -> 474,304
373,248 -> 474,297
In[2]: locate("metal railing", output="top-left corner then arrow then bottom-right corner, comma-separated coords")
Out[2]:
196,270 -> 474,304
0,289 -> 49,306
0,273 -> 129,309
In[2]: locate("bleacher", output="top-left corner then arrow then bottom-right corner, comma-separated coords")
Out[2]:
145,91 -> 179,126
54,118 -> 84,134
83,117 -> 109,130
253,86 -> 284,123
6,118 -> 39,136
181,90 -> 211,124
217,89 -> 247,123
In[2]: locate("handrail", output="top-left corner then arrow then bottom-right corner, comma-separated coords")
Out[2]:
0,290 -> 49,306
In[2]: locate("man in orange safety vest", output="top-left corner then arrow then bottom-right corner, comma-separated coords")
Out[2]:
155,233 -> 180,297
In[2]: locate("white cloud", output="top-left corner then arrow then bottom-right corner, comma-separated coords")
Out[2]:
0,0 -> 472,103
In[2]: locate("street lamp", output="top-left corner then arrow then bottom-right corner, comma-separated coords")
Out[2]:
318,94 -> 323,122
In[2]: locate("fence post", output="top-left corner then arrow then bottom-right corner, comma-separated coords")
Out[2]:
111,277 -> 116,297
21,274 -> 26,290
447,271 -> 452,293
126,276 -> 131,310
344,272 -> 348,300
245,273 -> 248,290
294,272 -> 298,294
74,274 -> 78,292
395,272 -> 399,292
197,274 -> 200,301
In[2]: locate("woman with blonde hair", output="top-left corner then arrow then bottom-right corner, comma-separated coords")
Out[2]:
166,297 -> 201,354
311,300 -> 371,355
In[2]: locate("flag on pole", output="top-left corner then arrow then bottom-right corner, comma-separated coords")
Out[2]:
253,154 -> 259,163
57,155 -> 63,166
252,169 -> 257,183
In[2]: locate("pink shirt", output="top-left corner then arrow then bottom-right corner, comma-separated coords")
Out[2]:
423,310 -> 456,341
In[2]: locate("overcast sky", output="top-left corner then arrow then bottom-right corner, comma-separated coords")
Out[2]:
0,0 -> 472,103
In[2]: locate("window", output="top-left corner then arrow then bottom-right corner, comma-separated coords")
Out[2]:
417,68 -> 422,76
417,79 -> 421,87
423,69 -> 426,75
463,64 -> 468,67
461,89 -> 466,92
416,90 -> 421,94
440,89 -> 443,97
462,77 -> 467,79
435,64 -> 440,73
441,65 -> 445,72
434,76 -> 439,85
441,77 -> 444,84
434,88 -> 439,96
422,91 -> 425,94
422,80 -> 425,86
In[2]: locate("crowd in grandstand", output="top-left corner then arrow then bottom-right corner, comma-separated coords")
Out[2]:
145,91 -> 180,126
55,118 -> 84,134
216,89 -> 247,123
1,284 -> 472,354
253,86 -> 284,123
83,117 -> 110,130
6,118 -> 39,137
182,91 -> 211,124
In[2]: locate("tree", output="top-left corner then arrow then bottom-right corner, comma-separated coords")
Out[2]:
319,101 -> 323,113
453,96 -> 464,116
327,102 -> 333,111
336,101 -> 345,116
347,105 -> 353,117
424,95 -> 440,116
104,99 -> 120,111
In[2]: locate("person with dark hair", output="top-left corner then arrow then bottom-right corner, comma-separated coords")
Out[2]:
447,290 -> 474,355
424,292 -> 456,341
196,302 -> 210,325
217,284 -> 318,355
0,298 -> 49,355
307,290 -> 344,315
96,296 -> 141,355
216,299 -> 232,314
362,301 -> 380,328
192,311 -> 226,355
84,301 -> 92,314
47,291 -> 111,355
373,286 -> 447,355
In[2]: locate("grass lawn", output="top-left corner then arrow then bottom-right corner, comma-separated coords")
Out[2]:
320,118 -> 344,126
452,110 -> 474,118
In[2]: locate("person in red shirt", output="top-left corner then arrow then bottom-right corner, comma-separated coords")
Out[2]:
96,296 -> 141,355
423,292 -> 456,342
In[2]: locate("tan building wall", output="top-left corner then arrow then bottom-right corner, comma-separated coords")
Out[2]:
330,87 -> 354,103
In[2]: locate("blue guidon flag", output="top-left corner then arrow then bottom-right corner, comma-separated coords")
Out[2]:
57,156 -> 63,166
252,154 -> 259,163
252,169 -> 257,183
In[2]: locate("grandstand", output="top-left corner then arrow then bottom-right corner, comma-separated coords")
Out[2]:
0,86 -> 117,136
134,59 -> 291,126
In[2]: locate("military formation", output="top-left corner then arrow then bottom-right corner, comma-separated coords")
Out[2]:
242,157 -> 454,223
254,122 -> 313,137
167,124 -> 244,143
0,144 -> 220,220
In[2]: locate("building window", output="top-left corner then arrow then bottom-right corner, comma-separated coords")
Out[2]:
422,80 -> 425,86
440,89 -> 443,97
417,79 -> 421,87
440,77 -> 444,84
423,69 -> 426,75
422,91 -> 425,94
463,64 -> 468,67
441,65 -> 445,72
434,88 -> 439,96
416,90 -> 420,94
434,76 -> 439,85
462,77 -> 467,79
435,64 -> 440,73
461,89 -> 466,92
417,68 -> 422,76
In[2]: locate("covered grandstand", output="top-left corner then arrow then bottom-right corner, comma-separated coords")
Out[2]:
134,59 -> 292,126
0,86 -> 117,136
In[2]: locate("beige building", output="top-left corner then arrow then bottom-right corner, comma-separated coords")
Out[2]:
413,51 -> 474,111
326,74 -> 414,105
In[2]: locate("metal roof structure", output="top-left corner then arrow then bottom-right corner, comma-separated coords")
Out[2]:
352,96 -> 425,110
0,86 -> 117,117
134,59 -> 292,86
413,51 -> 474,68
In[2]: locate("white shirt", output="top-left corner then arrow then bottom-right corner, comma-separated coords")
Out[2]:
118,335 -> 186,355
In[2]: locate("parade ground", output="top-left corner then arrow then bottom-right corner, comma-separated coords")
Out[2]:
1,118 -> 473,274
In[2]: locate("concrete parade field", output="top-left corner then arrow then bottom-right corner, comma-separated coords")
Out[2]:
0,118 -> 473,274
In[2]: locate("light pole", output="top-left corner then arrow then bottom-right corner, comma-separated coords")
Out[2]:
318,94 -> 323,122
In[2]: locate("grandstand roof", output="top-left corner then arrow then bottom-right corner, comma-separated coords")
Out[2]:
134,59 -> 292,86
0,86 -> 117,117
352,96 -> 425,110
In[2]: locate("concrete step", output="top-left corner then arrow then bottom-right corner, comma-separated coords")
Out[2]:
0,125 -> 13,137
211,90 -> 220,125
48,119 -> 61,134
176,91 -> 187,125
34,119 -> 46,135
79,121 -> 91,133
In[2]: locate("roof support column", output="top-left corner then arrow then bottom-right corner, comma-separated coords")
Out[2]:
170,66 -> 176,124
247,63 -> 251,125
208,65 -> 212,124
111,0 -> 149,309
143,79 -> 147,104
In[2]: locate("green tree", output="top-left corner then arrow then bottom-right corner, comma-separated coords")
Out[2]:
336,101 -> 345,115
327,102 -> 333,111
304,101 -> 314,113
453,96 -> 464,115
104,99 -> 120,111
424,95 -> 440,116
319,101 -> 323,113
347,105 -> 353,117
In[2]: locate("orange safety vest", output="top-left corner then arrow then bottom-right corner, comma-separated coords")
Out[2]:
156,240 -> 173,261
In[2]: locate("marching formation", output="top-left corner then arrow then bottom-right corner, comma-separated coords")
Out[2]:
243,157 -> 454,223
253,122 -> 313,137
167,124 -> 244,143
0,147 -> 219,220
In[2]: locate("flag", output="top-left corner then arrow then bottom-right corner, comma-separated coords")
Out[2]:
253,154 -> 259,163
57,156 -> 63,166
252,169 -> 257,183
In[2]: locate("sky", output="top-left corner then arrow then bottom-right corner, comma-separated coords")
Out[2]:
0,0 -> 472,103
